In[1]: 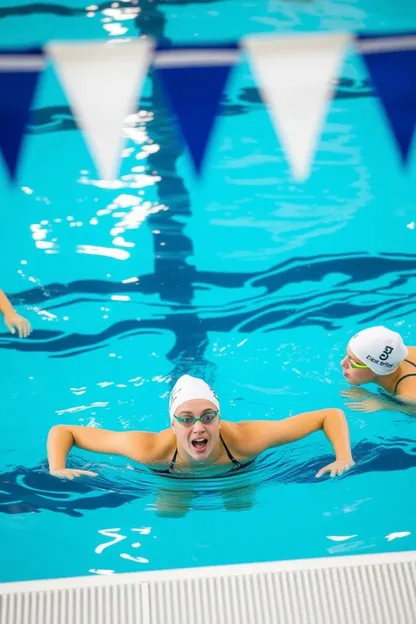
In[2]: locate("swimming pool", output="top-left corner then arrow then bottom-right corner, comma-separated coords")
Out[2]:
0,0 -> 415,585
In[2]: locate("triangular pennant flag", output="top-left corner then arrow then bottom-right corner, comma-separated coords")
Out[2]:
0,49 -> 44,180
47,40 -> 153,180
154,44 -> 239,174
243,33 -> 350,181
357,33 -> 416,163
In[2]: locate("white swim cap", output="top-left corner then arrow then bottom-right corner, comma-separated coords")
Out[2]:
349,326 -> 408,376
169,374 -> 220,423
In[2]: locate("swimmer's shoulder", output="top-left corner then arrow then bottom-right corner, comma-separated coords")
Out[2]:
405,346 -> 416,362
123,428 -> 176,465
221,420 -> 261,437
219,420 -> 260,458
219,421 -> 242,437
221,418 -> 295,457
393,347 -> 416,399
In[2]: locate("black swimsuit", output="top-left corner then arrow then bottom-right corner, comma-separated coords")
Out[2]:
379,358 -> 416,404
393,359 -> 416,393
151,433 -> 255,477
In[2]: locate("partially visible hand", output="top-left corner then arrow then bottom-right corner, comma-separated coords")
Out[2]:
340,388 -> 373,399
50,469 -> 98,480
344,398 -> 385,413
315,458 -> 355,478
4,312 -> 31,338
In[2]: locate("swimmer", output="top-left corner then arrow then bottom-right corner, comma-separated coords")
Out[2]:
341,326 -> 416,415
47,374 -> 354,480
0,289 -> 31,337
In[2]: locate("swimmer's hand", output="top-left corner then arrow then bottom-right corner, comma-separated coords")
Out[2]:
50,468 -> 98,480
344,397 -> 386,413
340,388 -> 373,399
4,312 -> 32,338
341,388 -> 386,412
315,458 -> 354,479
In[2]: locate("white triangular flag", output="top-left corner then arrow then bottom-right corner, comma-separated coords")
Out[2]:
47,40 -> 153,180
243,32 -> 351,181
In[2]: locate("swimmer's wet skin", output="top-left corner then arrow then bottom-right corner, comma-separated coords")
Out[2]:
341,326 -> 416,415
47,374 -> 354,480
0,288 -> 31,338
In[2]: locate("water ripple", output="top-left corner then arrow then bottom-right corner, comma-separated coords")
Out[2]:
0,436 -> 415,516
1,252 -> 414,358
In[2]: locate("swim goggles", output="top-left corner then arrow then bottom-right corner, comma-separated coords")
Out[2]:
349,357 -> 369,369
173,410 -> 219,427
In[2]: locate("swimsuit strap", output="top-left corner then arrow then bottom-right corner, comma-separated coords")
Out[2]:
168,448 -> 178,474
394,374 -> 416,393
220,433 -> 241,468
394,359 -> 416,393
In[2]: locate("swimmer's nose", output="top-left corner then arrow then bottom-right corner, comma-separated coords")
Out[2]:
340,355 -> 348,368
192,421 -> 206,435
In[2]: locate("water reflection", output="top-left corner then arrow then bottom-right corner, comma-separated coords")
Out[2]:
92,525 -> 151,573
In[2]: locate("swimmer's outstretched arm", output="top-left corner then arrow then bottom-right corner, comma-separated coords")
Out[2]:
377,396 -> 416,416
47,425 -> 156,478
378,401 -> 416,416
0,290 -> 14,316
341,387 -> 416,415
0,289 -> 31,338
237,408 -> 354,478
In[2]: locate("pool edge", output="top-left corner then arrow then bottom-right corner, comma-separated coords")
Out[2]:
1,551 -> 416,623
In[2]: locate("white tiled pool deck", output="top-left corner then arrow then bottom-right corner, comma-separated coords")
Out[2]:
1,550 -> 415,623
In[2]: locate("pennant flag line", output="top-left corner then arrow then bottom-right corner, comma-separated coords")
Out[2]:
0,49 -> 44,180
47,39 -> 154,181
0,55 -> 44,71
0,34 -> 414,183
243,32 -> 351,182
357,33 -> 416,163
154,41 -> 239,66
154,46 -> 239,174
356,32 -> 416,54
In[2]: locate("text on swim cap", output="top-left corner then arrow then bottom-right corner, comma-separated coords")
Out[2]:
366,354 -> 394,368
379,346 -> 393,361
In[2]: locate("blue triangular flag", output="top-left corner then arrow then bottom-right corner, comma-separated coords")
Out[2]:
0,48 -> 43,180
155,44 -> 239,174
358,33 -> 416,163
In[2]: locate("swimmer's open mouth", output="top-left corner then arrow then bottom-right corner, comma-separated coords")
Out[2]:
191,438 -> 208,452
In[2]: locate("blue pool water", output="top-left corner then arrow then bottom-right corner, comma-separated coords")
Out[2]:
0,1 -> 415,583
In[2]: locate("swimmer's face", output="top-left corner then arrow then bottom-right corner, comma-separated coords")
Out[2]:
340,347 -> 376,385
172,399 -> 220,462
